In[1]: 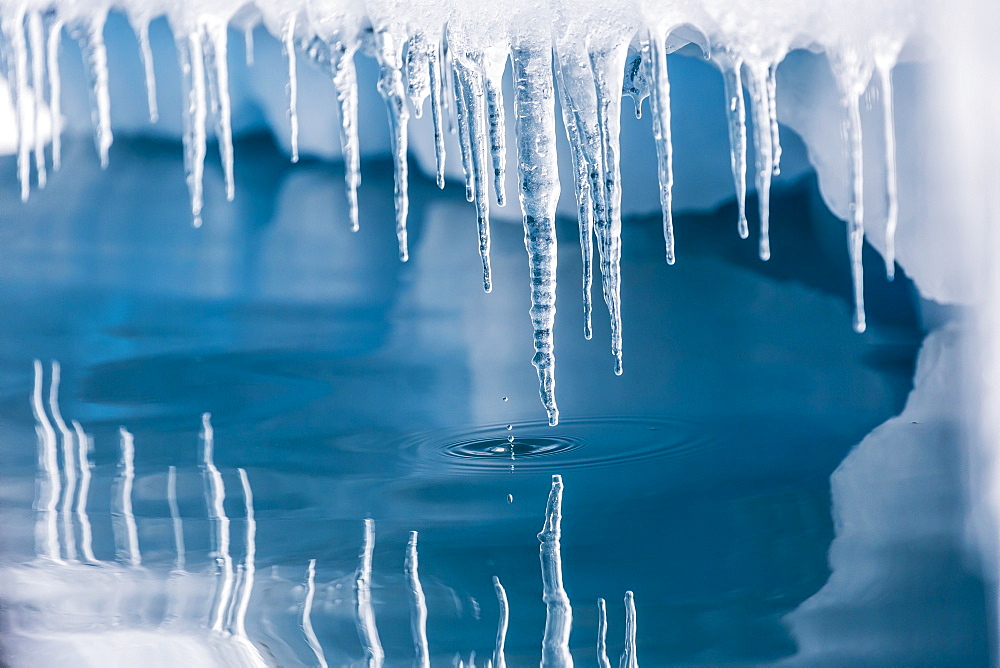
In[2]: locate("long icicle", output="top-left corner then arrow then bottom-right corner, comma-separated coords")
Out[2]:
590,40 -> 629,375
45,15 -> 62,172
329,40 -> 361,231
842,88 -> 867,333
645,29 -> 675,265
405,32 -> 430,117
539,475 -> 572,666
745,61 -> 773,261
8,10 -> 32,201
177,28 -> 208,227
406,531 -> 430,668
715,52 -> 748,238
80,13 -> 113,169
877,59 -> 898,280
766,62 -> 781,175
283,16 -> 299,163
512,34 -> 560,426
374,29 -> 410,261
453,58 -> 475,202
554,55 -> 594,340
484,50 -> 507,207
459,58 -> 493,292
28,11 -> 46,190
205,23 -> 235,200
136,20 -> 159,123
429,38 -> 447,188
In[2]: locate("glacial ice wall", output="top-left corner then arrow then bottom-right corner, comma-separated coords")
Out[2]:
0,0 -> 938,423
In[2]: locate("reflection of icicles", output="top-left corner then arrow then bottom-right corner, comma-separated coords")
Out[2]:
644,31 -> 675,265
745,61 -> 773,261
590,41 -> 628,376
597,598 -> 610,668
539,475 -> 572,667
46,15 -> 63,172
512,35 -> 560,426
232,468 -> 256,637
374,29 -> 410,262
714,52 -> 748,239
876,59 -> 898,280
114,428 -> 141,567
135,20 -> 159,123
167,465 -> 185,572
32,360 -> 62,563
202,413 -> 234,633
619,591 -> 637,668
492,576 -> 509,668
72,420 -> 98,563
176,28 -> 208,227
406,531 -> 430,668
77,14 -> 113,169
27,12 -> 47,190
283,16 -> 299,163
302,559 -> 328,667
205,23 -> 235,200
356,518 -> 384,666
49,362 -> 77,561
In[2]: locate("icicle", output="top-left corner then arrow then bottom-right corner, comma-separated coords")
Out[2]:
484,49 -> 507,207
554,57 -> 594,340
406,532 -> 430,668
167,465 -> 185,572
244,25 -> 254,67
302,559 -> 328,668
766,63 -> 781,175
842,88 -> 867,333
622,46 -> 648,118
429,38 -> 447,188
177,28 -> 208,227
114,428 -> 141,567
644,30 -> 675,265
374,29 -> 411,261
453,59 -> 476,202
7,9 -> 32,201
538,475 -> 572,666
493,576 -> 509,668
232,468 -> 256,638
201,413 -> 234,633
136,20 -> 159,123
406,33 -> 431,117
590,40 -> 629,375
72,420 -> 97,563
45,16 -> 62,172
620,591 -> 637,668
332,42 -> 361,231
512,35 -> 560,426
745,61 -> 773,261
205,23 -> 235,201
714,52 -> 748,238
78,14 -> 113,169
597,598 -> 611,668
876,59 -> 898,280
31,360 -> 62,563
28,12 -> 46,190
48,362 -> 76,561
457,57 -> 493,292
283,16 -> 299,163
356,518 -> 385,666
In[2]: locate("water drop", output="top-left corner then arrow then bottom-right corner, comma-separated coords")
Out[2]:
506,424 -> 512,430
502,396 -> 508,402
507,494 -> 513,504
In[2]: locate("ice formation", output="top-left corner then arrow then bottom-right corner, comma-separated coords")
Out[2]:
0,0 -> 923,423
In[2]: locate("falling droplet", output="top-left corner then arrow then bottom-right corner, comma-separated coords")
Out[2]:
502,396 -> 508,402
506,424 -> 512,430
507,494 -> 513,504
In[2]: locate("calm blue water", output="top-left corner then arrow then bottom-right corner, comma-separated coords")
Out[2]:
0,136 -> 987,666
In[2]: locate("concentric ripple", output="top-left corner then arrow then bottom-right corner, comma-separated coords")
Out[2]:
402,417 -> 727,473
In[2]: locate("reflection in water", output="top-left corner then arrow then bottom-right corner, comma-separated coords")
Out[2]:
539,475 -> 573,667
355,518 -> 384,666
492,576 -> 509,668
405,531 -> 431,668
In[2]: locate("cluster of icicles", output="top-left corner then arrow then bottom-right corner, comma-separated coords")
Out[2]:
0,0 -> 916,425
